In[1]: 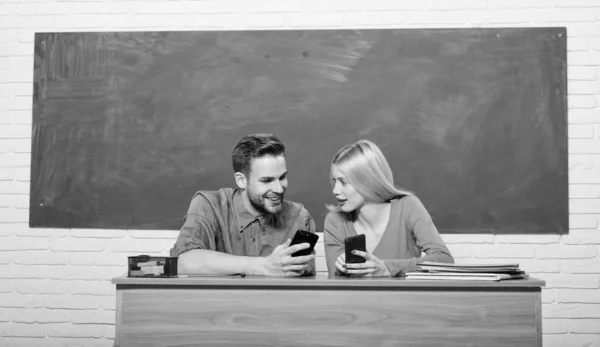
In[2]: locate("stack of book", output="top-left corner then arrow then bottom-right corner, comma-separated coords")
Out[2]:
406,261 -> 528,281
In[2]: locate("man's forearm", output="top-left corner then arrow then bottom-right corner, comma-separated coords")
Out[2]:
178,249 -> 265,276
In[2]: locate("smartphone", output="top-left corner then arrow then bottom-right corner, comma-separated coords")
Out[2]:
289,229 -> 319,257
345,234 -> 366,264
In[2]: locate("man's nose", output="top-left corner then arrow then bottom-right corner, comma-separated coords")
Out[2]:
272,180 -> 284,193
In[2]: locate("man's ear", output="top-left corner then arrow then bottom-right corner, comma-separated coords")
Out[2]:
234,172 -> 247,189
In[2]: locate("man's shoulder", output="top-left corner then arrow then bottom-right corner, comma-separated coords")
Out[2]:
280,198 -> 310,220
188,187 -> 236,213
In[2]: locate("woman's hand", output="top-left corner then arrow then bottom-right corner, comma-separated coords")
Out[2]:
343,250 -> 391,277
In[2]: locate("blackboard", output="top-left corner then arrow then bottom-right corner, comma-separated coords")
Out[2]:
31,28 -> 568,233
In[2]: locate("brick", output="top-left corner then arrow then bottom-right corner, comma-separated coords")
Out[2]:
569,124 -> 595,139
0,238 -> 47,251
0,196 -> 11,208
52,15 -> 115,29
544,334 -> 600,347
542,319 -> 568,334
544,303 -> 600,318
12,309 -> 70,323
13,251 -> 67,266
287,13 -> 350,27
570,199 -> 600,213
13,195 -> 28,209
471,244 -> 535,258
0,16 -> 53,30
570,110 -> 600,124
554,0 -> 600,6
533,9 -> 595,22
568,80 -> 600,95
7,338 -> 66,347
570,214 -> 599,229
12,111 -> 31,125
563,229 -> 600,244
47,323 -> 105,338
446,244 -> 471,258
570,185 -> 600,198
0,181 -> 29,194
567,37 -> 596,52
562,258 -> 600,273
15,279 -> 72,295
567,95 -> 596,109
0,85 -> 11,96
0,112 -> 13,125
0,125 -> 31,139
0,310 -> 7,322
12,84 -> 32,97
106,239 -> 164,253
0,265 -> 47,279
506,259 -> 560,273
362,0 -> 425,10
440,234 -> 494,244
570,319 -> 600,333
356,11 -> 409,26
542,288 -> 556,304
242,14 -> 287,28
110,14 -> 177,28
0,156 -> 31,170
0,280 -> 12,293
49,266 -> 123,281
70,229 -> 126,238
44,295 -> 101,310
70,280 -> 115,296
595,155 -> 600,169
71,3 -> 128,14
0,30 -> 18,43
0,294 -> 43,308
0,139 -> 31,153
14,226 -> 69,238
0,224 -> 13,236
569,139 -> 600,154
495,235 -> 560,244
0,252 -> 11,264
0,208 -> 29,223
537,244 -> 598,258
592,37 -> 600,50
570,170 -> 600,184
101,296 -> 116,311
558,289 -> 600,303
15,3 -> 69,16
71,310 -> 115,324
302,0 -> 363,12
426,0 -> 487,9
128,229 -> 179,239
537,273 -> 599,289
568,51 -> 600,66
474,10 -> 533,24
17,29 -> 35,44
0,323 -> 45,337
68,252 -> 128,266
48,239 -> 106,252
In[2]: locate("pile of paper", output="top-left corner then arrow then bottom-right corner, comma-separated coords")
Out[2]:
406,261 -> 528,281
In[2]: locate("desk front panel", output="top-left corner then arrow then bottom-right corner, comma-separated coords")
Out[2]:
116,286 -> 541,347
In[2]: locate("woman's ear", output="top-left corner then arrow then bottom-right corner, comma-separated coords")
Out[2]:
234,172 -> 247,189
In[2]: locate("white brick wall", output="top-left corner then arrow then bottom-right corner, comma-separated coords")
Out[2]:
0,1 -> 599,346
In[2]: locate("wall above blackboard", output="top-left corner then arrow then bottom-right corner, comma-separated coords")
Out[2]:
31,28 -> 568,234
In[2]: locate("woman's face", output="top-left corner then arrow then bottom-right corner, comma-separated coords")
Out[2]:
331,165 -> 366,213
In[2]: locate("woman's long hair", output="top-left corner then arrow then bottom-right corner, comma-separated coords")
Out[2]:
327,140 -> 412,212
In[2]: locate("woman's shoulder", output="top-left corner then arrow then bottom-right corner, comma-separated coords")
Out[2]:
391,194 -> 427,214
324,210 -> 351,228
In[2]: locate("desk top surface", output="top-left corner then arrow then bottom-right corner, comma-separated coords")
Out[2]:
112,274 -> 545,289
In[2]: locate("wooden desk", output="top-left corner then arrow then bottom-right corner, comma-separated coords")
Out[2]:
112,275 -> 545,347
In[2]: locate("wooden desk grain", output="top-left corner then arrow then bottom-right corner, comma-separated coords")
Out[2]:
112,275 -> 544,347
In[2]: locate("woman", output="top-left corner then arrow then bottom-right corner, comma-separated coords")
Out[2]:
324,140 -> 454,277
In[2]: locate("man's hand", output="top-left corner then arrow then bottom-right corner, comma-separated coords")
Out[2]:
258,239 -> 315,277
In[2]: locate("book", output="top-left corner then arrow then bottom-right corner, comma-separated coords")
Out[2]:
405,272 -> 529,281
416,261 -> 521,274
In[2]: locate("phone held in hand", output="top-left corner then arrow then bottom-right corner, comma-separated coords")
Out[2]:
345,234 -> 366,263
289,229 -> 319,257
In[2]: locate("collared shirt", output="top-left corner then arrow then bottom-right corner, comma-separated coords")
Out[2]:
170,187 -> 316,273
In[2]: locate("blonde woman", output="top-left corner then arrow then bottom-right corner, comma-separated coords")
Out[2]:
324,140 -> 454,277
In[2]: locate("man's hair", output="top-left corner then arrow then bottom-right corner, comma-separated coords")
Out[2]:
327,139 -> 412,212
232,133 -> 285,176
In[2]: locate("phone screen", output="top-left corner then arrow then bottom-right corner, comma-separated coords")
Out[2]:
345,234 -> 366,263
290,230 -> 319,257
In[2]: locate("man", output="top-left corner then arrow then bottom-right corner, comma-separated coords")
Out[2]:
170,133 -> 316,276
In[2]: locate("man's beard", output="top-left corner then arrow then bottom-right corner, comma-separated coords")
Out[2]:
247,186 -> 284,215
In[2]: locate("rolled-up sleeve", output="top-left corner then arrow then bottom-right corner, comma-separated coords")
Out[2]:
169,194 -> 218,257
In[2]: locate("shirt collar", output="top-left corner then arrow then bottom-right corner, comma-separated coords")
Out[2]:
233,189 -> 274,232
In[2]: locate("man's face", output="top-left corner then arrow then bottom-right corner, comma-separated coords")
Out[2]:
245,155 -> 288,215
